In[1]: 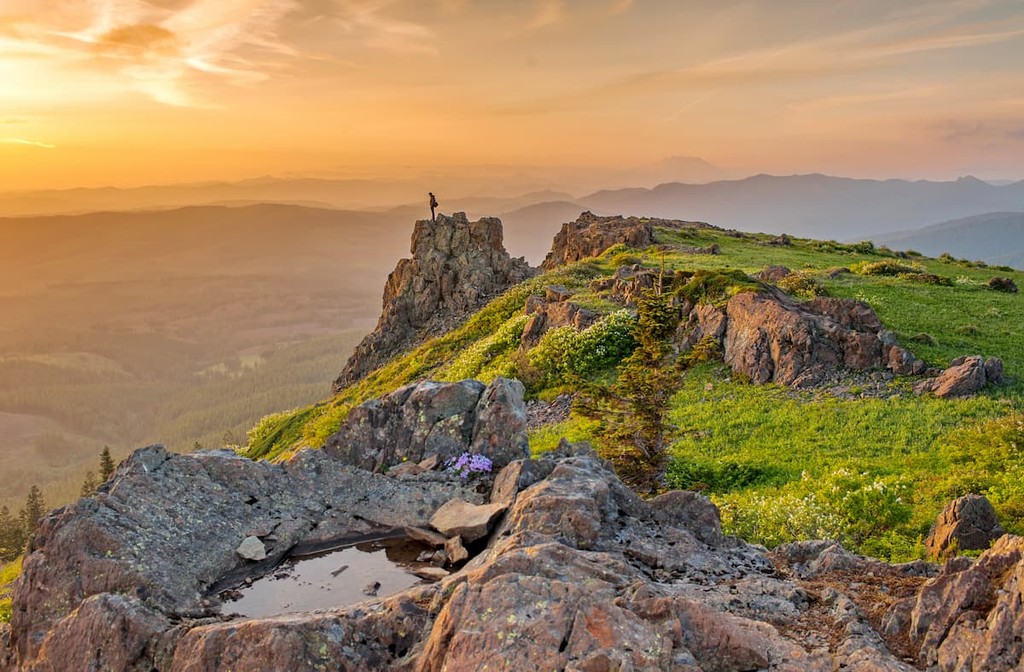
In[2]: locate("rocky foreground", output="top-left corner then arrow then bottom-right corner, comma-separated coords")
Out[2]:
2,379 -> 1024,671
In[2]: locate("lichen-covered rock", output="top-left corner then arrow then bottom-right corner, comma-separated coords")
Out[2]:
910,536 -> 1024,670
10,437 -> 1024,671
4,444 -> 479,669
334,212 -> 534,389
925,494 -> 1005,558
325,377 -> 529,473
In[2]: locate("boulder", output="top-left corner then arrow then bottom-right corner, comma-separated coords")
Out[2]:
429,500 -> 507,543
925,494 -> 1005,558
914,355 -> 1003,398
325,377 -> 529,473
334,213 -> 535,389
753,265 -> 792,283
723,292 -> 891,387
520,296 -> 599,347
3,443 -> 480,670
444,536 -> 469,565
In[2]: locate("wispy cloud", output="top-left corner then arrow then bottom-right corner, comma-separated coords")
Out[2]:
493,4 -> 1024,116
528,0 -> 565,29
0,0 -> 438,107
0,137 -> 56,149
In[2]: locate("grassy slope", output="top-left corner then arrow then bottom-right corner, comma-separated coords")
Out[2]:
247,224 -> 1024,560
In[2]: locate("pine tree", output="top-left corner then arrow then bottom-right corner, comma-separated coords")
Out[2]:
80,471 -> 98,497
0,505 -> 23,562
577,279 -> 682,491
99,446 -> 115,481
19,486 -> 46,548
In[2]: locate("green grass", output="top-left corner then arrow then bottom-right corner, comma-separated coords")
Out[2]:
0,556 -> 22,623
247,221 -> 1024,560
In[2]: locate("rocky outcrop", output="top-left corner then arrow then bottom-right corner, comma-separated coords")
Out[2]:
925,494 -> 1005,558
325,377 -> 529,473
520,289 -> 599,347
909,536 -> 1024,670
914,355 -> 1005,398
722,292 -> 908,386
2,443 -> 483,671
8,433 -> 1024,671
541,212 -> 715,271
333,213 -> 534,390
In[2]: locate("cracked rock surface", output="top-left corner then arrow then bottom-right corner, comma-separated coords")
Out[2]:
5,430 -> 1024,670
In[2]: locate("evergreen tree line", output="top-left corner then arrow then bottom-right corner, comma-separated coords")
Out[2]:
0,486 -> 45,562
0,447 -> 114,562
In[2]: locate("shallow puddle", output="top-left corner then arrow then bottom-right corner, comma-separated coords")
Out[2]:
223,537 -> 441,618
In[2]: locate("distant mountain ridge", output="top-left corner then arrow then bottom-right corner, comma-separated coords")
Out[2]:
875,212 -> 1024,270
579,174 -> 1024,240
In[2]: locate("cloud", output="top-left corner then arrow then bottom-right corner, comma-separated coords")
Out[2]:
0,137 -> 56,149
492,5 -> 1024,116
94,22 -> 180,57
528,0 -> 565,29
937,119 -> 1024,147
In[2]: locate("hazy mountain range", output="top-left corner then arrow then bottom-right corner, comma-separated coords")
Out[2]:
875,212 -> 1024,270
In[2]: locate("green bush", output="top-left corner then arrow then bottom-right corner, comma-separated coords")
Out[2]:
674,269 -> 760,306
442,314 -> 529,381
0,556 -> 22,624
851,260 -> 925,276
897,272 -> 954,287
525,310 -> 637,389
666,457 -> 778,493
777,271 -> 828,299
717,469 -> 913,555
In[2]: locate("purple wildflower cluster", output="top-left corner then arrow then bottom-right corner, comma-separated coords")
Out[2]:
447,452 -> 493,479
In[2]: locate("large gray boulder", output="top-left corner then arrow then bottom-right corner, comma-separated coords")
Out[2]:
324,377 -> 530,473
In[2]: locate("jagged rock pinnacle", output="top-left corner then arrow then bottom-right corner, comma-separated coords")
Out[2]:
333,212 -> 534,391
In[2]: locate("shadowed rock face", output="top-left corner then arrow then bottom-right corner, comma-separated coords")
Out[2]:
925,494 -> 1005,558
333,213 -> 534,391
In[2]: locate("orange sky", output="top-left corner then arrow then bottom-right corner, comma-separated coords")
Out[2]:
2,0 -> 1024,190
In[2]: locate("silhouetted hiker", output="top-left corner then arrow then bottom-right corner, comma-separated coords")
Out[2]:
429,192 -> 438,222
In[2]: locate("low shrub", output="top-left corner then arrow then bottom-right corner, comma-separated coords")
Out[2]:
898,272 -> 953,287
987,277 -> 1019,293
717,469 -> 913,554
673,269 -> 760,306
851,260 -> 925,276
524,310 -> 637,389
777,271 -> 828,299
666,457 -> 778,493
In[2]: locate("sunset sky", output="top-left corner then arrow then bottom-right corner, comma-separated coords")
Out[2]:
2,0 -> 1024,189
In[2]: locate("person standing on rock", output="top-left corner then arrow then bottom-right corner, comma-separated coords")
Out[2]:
429,192 -> 438,222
